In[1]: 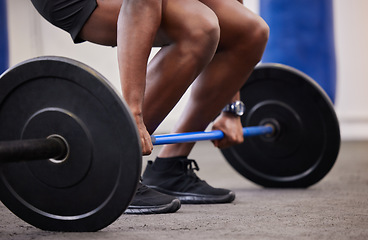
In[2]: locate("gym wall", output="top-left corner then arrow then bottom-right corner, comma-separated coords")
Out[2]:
0,0 -> 8,74
4,0 -> 368,141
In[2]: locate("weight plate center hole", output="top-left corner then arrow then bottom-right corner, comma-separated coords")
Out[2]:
260,118 -> 281,141
47,134 -> 70,164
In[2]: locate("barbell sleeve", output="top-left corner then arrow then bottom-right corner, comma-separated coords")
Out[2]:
151,126 -> 274,145
0,137 -> 67,162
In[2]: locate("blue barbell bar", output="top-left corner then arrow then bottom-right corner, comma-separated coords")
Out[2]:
151,125 -> 274,145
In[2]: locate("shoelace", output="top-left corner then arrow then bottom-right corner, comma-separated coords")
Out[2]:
182,159 -> 201,181
136,183 -> 150,194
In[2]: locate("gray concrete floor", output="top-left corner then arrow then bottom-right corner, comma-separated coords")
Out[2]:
1,141 -> 368,240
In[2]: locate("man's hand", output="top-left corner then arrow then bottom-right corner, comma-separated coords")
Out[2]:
211,112 -> 244,148
134,114 -> 153,155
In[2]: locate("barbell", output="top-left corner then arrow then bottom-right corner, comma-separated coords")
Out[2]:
0,56 -> 340,232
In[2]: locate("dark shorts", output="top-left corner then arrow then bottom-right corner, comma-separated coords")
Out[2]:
30,0 -> 97,43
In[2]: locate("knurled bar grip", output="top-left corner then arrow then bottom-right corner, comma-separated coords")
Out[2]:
151,126 -> 274,145
0,138 -> 66,162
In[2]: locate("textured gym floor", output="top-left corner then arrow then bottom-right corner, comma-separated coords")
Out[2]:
1,140 -> 367,240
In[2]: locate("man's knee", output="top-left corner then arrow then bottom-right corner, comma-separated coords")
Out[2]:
187,13 -> 220,47
235,15 -> 269,63
252,16 -> 270,50
175,9 -> 220,59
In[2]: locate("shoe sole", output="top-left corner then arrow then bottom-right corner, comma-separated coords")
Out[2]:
148,186 -> 236,204
124,199 -> 181,215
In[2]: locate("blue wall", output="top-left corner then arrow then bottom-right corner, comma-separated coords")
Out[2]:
260,0 -> 336,102
0,0 -> 9,75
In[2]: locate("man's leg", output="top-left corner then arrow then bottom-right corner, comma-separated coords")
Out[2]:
142,0 -> 220,133
158,0 -> 269,157
142,1 -> 269,204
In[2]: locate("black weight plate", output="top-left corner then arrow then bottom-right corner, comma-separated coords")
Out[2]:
221,64 -> 340,188
0,56 -> 141,231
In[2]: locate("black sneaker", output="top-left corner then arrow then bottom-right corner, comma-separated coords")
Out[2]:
124,182 -> 181,214
142,157 -> 235,204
